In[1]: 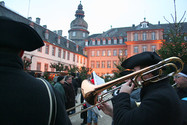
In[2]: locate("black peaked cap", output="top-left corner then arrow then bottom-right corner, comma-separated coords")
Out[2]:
121,51 -> 162,69
120,70 -> 133,76
181,64 -> 187,75
0,16 -> 44,51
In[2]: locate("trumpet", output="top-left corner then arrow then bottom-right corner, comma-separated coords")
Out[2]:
67,57 -> 184,117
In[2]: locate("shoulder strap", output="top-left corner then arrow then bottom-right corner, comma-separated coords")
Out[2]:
37,78 -> 57,125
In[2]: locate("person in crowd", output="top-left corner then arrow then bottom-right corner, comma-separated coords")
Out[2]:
54,76 -> 66,104
86,75 -> 99,125
71,73 -> 79,96
0,16 -> 71,124
101,52 -> 182,125
63,75 -> 76,115
174,64 -> 187,125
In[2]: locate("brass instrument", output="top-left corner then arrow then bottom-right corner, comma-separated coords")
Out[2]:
68,57 -> 184,117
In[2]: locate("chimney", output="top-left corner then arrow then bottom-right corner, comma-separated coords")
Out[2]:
36,17 -> 40,24
43,25 -> 47,29
0,1 -> 5,6
28,17 -> 32,21
53,30 -> 57,34
132,24 -> 135,27
158,21 -> 160,25
57,30 -> 62,36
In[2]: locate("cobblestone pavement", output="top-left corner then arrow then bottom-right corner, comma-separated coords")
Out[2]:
69,93 -> 112,125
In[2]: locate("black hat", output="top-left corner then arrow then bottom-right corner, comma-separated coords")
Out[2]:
121,52 -> 162,69
57,76 -> 64,82
181,64 -> 187,75
120,70 -> 133,76
0,16 -> 44,51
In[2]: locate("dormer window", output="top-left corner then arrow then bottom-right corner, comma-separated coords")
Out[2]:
76,45 -> 79,52
83,32 -> 86,37
97,40 -> 100,45
141,22 -> 148,28
67,41 -> 69,48
45,30 -> 49,40
114,39 -> 117,44
103,39 -> 106,45
92,40 -> 95,45
73,32 -> 76,36
85,41 -> 88,46
119,39 -> 123,44
57,36 -> 61,44
108,39 -> 111,44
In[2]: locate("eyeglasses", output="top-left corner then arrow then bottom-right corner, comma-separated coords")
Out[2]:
174,75 -> 183,79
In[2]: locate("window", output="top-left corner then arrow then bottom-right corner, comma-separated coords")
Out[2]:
83,32 -> 86,37
85,42 -> 88,46
73,32 -> 76,36
114,39 -> 117,44
97,40 -> 100,45
113,61 -> 117,68
151,45 -> 156,52
37,62 -> 41,71
63,50 -> 66,59
134,46 -> 139,53
80,57 -> 82,64
107,50 -> 111,56
67,52 -> 70,60
102,50 -> 106,56
113,50 -> 117,56
44,63 -> 48,71
103,40 -> 106,45
134,33 -> 138,41
52,47 -> 55,56
102,61 -> 105,68
108,39 -> 111,44
67,42 -> 69,48
184,36 -> 187,41
57,37 -> 60,44
125,49 -> 128,56
76,46 -> 79,52
58,48 -> 61,58
45,44 -> 49,54
91,51 -> 95,56
37,47 -> 42,52
119,39 -> 123,44
142,32 -> 147,40
142,46 -> 147,52
73,54 -> 75,62
119,49 -> 123,56
152,32 -> 156,40
91,61 -> 95,68
97,50 -> 100,56
96,61 -> 100,68
92,41 -> 95,45
77,55 -> 79,63
107,61 -> 111,68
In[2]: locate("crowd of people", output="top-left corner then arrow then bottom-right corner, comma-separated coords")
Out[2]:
1,16 -> 187,125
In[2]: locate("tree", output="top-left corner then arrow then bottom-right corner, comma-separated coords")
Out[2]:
78,66 -> 92,81
50,62 -> 65,72
23,55 -> 33,70
112,55 -> 127,80
158,0 -> 187,64
67,65 -> 79,75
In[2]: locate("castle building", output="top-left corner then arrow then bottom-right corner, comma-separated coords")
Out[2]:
68,2 -> 89,46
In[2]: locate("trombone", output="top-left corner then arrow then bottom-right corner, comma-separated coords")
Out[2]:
67,57 -> 184,117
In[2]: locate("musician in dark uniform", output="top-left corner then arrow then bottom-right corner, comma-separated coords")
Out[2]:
112,52 -> 182,125
174,65 -> 187,125
0,16 -> 71,125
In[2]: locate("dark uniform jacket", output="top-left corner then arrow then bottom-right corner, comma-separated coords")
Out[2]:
112,79 -> 182,125
176,88 -> 187,125
0,53 -> 71,125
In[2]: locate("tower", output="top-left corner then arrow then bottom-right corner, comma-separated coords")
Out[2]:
68,1 -> 89,46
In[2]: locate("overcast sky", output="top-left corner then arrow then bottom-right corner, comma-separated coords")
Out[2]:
4,0 -> 187,37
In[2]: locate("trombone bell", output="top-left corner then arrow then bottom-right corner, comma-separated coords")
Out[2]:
81,80 -> 98,105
